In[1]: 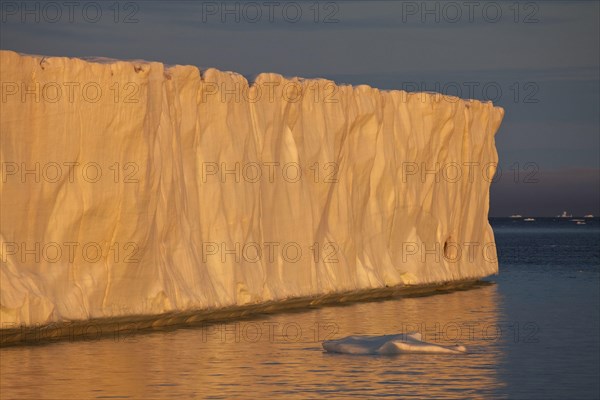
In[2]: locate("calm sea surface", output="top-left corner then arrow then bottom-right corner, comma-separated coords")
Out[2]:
1,218 -> 599,399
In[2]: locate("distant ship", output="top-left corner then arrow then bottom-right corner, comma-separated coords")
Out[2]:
557,211 -> 573,218
584,214 -> 594,218
510,214 -> 523,218
524,218 -> 535,222
577,221 -> 587,225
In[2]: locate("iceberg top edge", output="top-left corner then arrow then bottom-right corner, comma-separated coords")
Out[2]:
1,50 -> 504,111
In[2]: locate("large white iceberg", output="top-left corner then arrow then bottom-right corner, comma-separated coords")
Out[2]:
0,51 -> 503,327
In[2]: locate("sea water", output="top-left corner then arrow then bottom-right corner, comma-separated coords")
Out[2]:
1,218 -> 598,399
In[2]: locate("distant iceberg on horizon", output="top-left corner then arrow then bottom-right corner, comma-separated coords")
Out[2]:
0,51 -> 503,329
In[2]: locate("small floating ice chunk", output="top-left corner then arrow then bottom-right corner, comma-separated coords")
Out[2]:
322,332 -> 467,355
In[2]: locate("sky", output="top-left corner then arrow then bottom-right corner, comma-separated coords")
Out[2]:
1,0 -> 598,216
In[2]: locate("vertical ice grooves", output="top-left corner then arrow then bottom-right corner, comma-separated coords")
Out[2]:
0,51 -> 503,326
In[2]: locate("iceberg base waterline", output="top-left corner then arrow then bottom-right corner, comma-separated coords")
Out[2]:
0,280 -> 486,346
0,51 -> 503,330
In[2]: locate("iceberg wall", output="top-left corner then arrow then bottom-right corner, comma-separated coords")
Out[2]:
0,51 -> 503,327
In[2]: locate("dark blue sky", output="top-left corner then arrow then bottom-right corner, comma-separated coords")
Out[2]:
1,0 -> 598,216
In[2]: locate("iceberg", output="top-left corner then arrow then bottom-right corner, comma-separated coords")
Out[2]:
322,332 -> 467,355
0,51 -> 503,328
